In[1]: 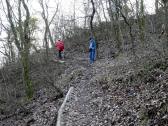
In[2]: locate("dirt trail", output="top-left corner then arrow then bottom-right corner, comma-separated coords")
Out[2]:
1,51 -> 167,126
57,55 -> 130,126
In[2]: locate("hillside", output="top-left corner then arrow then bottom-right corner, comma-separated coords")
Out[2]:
0,33 -> 168,126
1,0 -> 168,125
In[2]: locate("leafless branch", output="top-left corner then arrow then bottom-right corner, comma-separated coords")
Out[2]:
49,4 -> 59,26
6,0 -> 21,51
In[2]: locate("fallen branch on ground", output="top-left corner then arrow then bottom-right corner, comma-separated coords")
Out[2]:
56,87 -> 74,126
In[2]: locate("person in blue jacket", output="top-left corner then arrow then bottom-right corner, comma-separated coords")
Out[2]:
89,37 -> 96,64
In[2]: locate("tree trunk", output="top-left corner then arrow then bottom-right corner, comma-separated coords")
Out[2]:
83,1 -> 89,29
123,0 -> 128,18
6,0 -> 22,52
155,0 -> 159,14
107,0 -> 114,30
7,29 -> 15,62
136,0 -> 145,43
47,22 -> 55,48
120,9 -> 135,56
140,0 -> 145,42
40,0 -> 54,49
21,51 -> 33,99
100,0 -> 109,39
44,27 -> 49,63
6,0 -> 33,99
73,0 -> 76,31
22,0 -> 33,99
135,0 -> 139,19
114,0 -> 123,52
90,0 -> 95,36
100,0 -> 108,23
163,1 -> 168,35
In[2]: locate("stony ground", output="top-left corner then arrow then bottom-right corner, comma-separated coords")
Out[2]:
0,40 -> 168,126
60,57 -> 130,126
55,53 -> 168,126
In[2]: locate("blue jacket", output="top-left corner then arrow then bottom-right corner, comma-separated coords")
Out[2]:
89,38 -> 96,50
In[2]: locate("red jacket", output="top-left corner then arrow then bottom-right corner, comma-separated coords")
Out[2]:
55,40 -> 64,51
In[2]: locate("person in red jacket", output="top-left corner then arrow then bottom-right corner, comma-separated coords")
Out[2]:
55,39 -> 64,59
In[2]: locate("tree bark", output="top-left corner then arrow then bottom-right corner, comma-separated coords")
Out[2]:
107,0 -> 114,26
155,0 -> 159,14
163,1 -> 168,35
6,0 -> 21,52
136,0 -> 145,43
6,0 -> 33,99
135,0 -> 139,19
100,0 -> 108,23
120,8 -> 135,56
114,0 -> 123,52
39,0 -> 57,48
44,27 -> 49,62
90,0 -> 95,36
21,0 -> 33,99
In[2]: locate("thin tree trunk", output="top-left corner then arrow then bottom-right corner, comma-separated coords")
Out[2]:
6,0 -> 33,99
21,51 -> 33,98
39,0 -> 57,48
100,0 -> 108,23
135,0 -> 139,19
140,0 -> 145,42
44,27 -> 49,62
100,0 -> 109,39
136,0 -> 145,43
21,0 -> 33,99
6,0 -> 21,52
90,0 -> 95,36
163,2 -> 168,35
120,9 -> 135,56
73,0 -> 76,31
95,9 -> 101,24
108,0 -> 114,30
155,0 -> 159,14
7,30 -> 15,62
114,0 -> 123,52
47,22 -> 55,47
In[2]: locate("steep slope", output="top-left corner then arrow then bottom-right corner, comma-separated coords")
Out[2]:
0,34 -> 168,126
57,55 -> 168,126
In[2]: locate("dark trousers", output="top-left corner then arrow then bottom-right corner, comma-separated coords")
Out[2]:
58,50 -> 62,59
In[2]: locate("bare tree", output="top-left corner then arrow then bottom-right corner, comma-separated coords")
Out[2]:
0,39 -> 13,62
39,0 -> 59,61
73,0 -> 76,30
100,0 -> 108,23
107,0 -> 114,28
135,0 -> 139,18
135,0 -> 145,43
5,0 -> 33,99
109,0 -> 123,52
0,18 -> 16,63
0,17 -> 2,35
83,0 -> 90,28
118,4 -> 135,56
162,0 -> 168,35
90,0 -> 95,36
4,28 -> 15,62
107,0 -> 123,51
155,0 -> 159,14
94,1 -> 102,24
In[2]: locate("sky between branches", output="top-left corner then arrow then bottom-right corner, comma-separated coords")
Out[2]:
0,0 -> 155,63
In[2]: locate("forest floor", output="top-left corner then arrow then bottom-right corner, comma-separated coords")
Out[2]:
58,53 -> 168,126
0,36 -> 168,126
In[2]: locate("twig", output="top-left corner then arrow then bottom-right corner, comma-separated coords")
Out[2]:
56,87 -> 74,126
